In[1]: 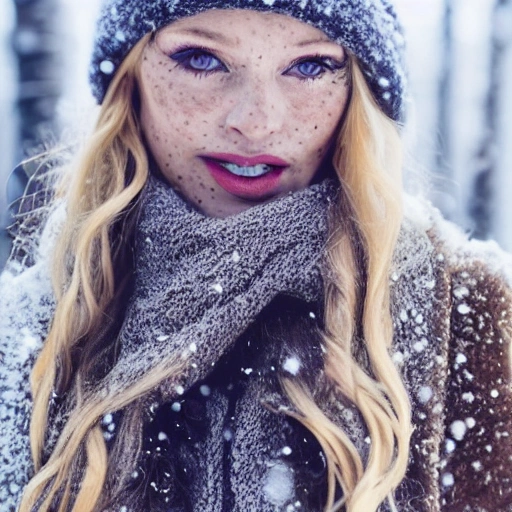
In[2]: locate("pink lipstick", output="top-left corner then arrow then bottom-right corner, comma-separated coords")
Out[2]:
201,153 -> 289,200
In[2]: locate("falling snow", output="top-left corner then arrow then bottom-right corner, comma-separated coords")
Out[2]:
283,356 -> 301,376
263,462 -> 295,507
450,420 -> 468,441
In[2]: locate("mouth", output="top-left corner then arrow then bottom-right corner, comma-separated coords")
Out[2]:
201,153 -> 288,200
219,162 -> 275,178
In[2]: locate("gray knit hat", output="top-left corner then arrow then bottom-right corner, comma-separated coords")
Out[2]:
89,0 -> 407,121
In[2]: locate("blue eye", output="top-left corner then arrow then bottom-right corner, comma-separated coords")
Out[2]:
170,48 -> 226,74
286,56 -> 347,81
188,52 -> 220,71
295,61 -> 325,78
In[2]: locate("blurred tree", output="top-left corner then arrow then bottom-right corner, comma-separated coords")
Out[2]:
435,0 -> 458,221
1,0 -> 63,267
437,0 -> 454,179
469,0 -> 511,240
12,0 -> 63,157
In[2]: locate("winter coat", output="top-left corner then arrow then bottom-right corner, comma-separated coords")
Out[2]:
0,194 -> 511,512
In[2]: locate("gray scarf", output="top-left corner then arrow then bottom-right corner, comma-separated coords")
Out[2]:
93,175 -> 343,510
100,175 -> 338,401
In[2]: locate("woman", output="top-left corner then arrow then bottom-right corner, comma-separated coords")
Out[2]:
0,1 -> 511,511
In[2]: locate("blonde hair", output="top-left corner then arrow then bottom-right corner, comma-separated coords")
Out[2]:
20,34 -> 411,512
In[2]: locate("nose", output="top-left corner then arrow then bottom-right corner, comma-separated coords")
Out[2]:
224,78 -> 285,142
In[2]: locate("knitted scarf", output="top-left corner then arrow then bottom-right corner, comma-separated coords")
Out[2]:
97,175 -> 338,402
87,175 -> 342,510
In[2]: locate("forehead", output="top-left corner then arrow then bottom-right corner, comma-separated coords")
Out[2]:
156,8 -> 334,44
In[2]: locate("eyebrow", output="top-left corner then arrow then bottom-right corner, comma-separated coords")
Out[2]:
173,27 -> 233,44
296,37 -> 338,48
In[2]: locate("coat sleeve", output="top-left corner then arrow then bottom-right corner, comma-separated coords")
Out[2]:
440,245 -> 512,512
0,262 -> 55,510
0,202 -> 62,511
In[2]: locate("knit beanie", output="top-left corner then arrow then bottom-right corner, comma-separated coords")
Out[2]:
89,0 -> 407,121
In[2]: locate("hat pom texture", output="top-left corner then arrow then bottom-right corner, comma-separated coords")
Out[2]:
89,0 -> 406,121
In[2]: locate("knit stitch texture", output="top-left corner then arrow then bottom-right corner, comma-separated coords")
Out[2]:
100,175 -> 336,399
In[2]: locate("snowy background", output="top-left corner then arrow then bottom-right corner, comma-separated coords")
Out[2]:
0,0 -> 511,267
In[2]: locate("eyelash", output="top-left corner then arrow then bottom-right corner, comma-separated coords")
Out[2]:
169,46 -> 346,81
285,54 -> 347,80
170,46 -> 227,76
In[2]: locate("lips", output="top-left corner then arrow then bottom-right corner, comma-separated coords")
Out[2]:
201,153 -> 289,200
203,153 -> 289,168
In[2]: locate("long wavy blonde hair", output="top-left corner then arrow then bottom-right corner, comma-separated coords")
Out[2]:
20,30 -> 411,512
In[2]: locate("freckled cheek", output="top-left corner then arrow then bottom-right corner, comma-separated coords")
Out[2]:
285,105 -> 339,159
151,100 -> 223,151
145,98 -> 208,150
161,155 -> 208,195
145,66 -> 224,115
167,78 -> 226,116
313,91 -> 348,133
180,175 -> 226,214
289,86 -> 346,125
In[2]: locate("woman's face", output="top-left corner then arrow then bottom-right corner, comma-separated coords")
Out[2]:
139,9 -> 350,217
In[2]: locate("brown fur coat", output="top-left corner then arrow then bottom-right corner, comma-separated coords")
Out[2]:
387,204 -> 512,511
